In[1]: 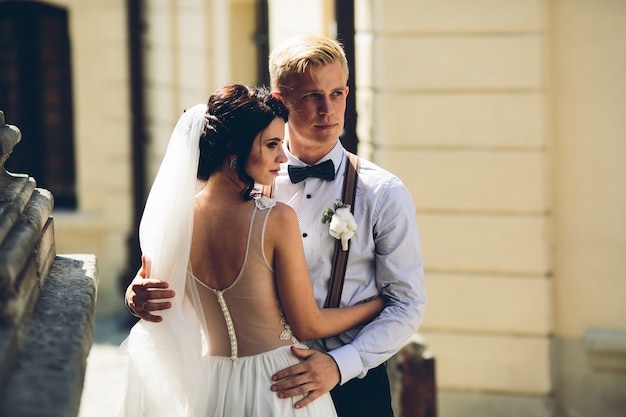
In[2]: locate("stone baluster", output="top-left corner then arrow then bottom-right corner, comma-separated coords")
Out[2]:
0,110 -> 98,417
0,108 -> 56,351
389,333 -> 438,417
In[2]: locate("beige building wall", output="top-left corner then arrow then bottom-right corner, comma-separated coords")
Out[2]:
270,0 -> 626,416
269,0 -> 335,45
44,0 -> 132,316
143,0 -> 259,180
46,0 -> 259,317
354,1 -> 552,416
551,1 -> 626,416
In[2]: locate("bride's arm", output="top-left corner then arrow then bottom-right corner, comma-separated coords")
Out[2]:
267,203 -> 384,341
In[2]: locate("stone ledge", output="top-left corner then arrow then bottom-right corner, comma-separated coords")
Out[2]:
0,215 -> 56,388
0,254 -> 98,417
585,328 -> 626,371
438,390 -> 553,417
0,215 -> 56,327
0,174 -> 36,244
0,188 -> 55,293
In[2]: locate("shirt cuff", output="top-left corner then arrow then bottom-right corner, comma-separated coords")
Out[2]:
327,344 -> 363,385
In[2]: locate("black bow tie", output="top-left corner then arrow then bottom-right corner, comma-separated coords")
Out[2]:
288,159 -> 335,184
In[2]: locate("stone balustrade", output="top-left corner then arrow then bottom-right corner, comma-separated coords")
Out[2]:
0,110 -> 98,417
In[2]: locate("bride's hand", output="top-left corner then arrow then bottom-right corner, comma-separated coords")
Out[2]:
125,256 -> 175,322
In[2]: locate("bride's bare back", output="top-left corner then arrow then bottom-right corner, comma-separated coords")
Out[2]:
190,195 -> 299,358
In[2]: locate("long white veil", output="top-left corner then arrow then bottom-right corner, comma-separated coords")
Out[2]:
120,104 -> 210,417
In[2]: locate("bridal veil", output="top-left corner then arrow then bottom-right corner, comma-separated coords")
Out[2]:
120,104 -> 210,417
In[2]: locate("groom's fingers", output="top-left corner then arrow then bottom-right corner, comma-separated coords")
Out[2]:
127,274 -> 175,322
271,348 -> 340,409
137,300 -> 172,322
271,347 -> 313,385
291,350 -> 340,409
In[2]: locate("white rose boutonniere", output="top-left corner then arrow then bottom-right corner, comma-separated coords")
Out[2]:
321,200 -> 357,251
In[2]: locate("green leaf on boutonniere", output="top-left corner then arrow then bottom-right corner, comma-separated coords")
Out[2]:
321,207 -> 334,224
321,200 -> 350,224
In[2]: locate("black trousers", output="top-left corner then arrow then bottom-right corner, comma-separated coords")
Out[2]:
330,362 -> 394,417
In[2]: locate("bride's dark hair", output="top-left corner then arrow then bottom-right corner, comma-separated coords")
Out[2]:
197,84 -> 288,199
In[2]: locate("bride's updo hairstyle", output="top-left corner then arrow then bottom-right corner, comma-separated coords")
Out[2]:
198,84 -> 288,199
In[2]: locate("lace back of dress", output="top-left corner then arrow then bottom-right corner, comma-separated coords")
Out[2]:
195,199 -> 300,358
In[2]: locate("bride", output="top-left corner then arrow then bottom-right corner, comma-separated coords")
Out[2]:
120,84 -> 384,417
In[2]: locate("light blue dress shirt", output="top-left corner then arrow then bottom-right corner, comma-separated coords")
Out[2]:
273,140 -> 426,385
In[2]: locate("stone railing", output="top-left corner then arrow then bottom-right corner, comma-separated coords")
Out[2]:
0,110 -> 98,417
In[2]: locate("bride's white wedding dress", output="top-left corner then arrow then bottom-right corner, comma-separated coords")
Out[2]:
192,199 -> 338,417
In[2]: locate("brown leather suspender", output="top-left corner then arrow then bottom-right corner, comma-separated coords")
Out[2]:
324,152 -> 360,308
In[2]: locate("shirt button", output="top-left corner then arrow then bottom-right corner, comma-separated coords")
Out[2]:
302,233 -> 308,238
306,194 -> 312,199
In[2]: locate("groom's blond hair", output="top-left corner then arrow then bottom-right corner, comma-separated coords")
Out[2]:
269,34 -> 349,94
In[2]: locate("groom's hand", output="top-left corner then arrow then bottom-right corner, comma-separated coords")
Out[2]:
271,346 -> 340,409
125,256 -> 175,322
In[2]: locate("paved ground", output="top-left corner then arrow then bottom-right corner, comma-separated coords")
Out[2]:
79,316 -> 134,417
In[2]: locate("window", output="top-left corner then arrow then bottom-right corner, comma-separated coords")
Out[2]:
0,1 -> 77,209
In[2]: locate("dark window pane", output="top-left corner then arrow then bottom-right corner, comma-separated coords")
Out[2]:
0,1 -> 77,209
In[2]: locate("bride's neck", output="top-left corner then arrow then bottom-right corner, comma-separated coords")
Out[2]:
200,168 -> 248,202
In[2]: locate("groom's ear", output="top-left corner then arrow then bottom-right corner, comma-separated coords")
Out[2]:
271,91 -> 283,101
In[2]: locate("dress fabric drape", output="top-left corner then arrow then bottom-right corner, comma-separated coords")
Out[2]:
119,104 -> 211,417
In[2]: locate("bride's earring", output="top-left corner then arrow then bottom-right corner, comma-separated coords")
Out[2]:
229,158 -> 237,170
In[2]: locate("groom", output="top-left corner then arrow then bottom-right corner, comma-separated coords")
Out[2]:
266,34 -> 425,417
126,34 -> 426,417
